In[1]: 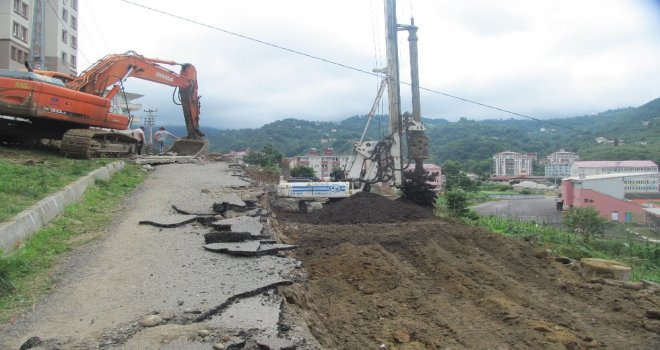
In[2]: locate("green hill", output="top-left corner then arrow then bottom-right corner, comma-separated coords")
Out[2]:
198,97 -> 660,174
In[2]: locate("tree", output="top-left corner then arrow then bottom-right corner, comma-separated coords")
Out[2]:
564,207 -> 605,241
290,165 -> 316,179
330,166 -> 345,181
444,189 -> 469,217
243,144 -> 282,168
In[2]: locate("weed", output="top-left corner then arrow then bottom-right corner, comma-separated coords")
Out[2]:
0,163 -> 145,320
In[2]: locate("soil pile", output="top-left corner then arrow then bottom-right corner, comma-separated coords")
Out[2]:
279,191 -> 436,224
276,218 -> 660,350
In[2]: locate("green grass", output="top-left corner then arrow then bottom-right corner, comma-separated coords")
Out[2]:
0,163 -> 146,321
472,216 -> 659,282
0,146 -> 112,222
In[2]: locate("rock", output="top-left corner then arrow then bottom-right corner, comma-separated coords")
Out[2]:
213,343 -> 226,350
305,201 -> 323,212
19,336 -> 42,350
393,330 -> 411,343
580,258 -> 631,281
141,314 -> 162,327
197,329 -> 210,337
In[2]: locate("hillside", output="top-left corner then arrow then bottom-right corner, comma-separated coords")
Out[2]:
172,97 -> 660,173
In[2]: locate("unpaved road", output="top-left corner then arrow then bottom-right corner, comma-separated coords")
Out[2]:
1,161 -> 319,349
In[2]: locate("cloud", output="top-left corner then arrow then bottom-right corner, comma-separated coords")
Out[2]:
79,0 -> 660,130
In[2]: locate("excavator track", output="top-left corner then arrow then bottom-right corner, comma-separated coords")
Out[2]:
61,129 -> 136,159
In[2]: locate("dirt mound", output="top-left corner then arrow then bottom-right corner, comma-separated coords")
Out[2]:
278,191 -> 437,224
276,219 -> 660,350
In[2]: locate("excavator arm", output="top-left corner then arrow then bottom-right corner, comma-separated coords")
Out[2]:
67,51 -> 203,139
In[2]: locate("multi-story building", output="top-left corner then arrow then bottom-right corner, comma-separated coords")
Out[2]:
544,149 -> 579,178
493,151 -> 536,177
0,0 -> 78,75
0,0 -> 33,70
570,160 -> 658,177
288,148 -> 350,180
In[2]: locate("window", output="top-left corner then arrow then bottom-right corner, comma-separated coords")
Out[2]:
62,8 -> 68,22
12,22 -> 28,42
71,15 -> 77,29
61,51 -> 67,64
14,0 -> 29,18
62,30 -> 68,44
71,0 -> 78,10
70,54 -> 77,68
70,35 -> 77,49
11,46 -> 28,63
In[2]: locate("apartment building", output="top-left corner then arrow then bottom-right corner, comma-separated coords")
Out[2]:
493,151 -> 536,176
288,148 -> 350,180
0,0 -> 78,75
544,149 -> 579,177
570,160 -> 658,177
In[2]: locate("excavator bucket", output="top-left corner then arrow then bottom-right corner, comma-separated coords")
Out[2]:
168,139 -> 209,157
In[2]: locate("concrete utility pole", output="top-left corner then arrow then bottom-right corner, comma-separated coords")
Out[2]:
144,108 -> 157,154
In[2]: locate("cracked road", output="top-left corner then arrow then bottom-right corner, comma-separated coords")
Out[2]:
1,161 -> 318,349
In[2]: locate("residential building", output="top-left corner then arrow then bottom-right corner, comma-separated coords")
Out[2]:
570,160 -> 658,177
0,0 -> 33,70
544,149 -> 579,177
0,0 -> 78,75
288,148 -> 350,180
561,172 -> 660,223
493,151 -> 536,177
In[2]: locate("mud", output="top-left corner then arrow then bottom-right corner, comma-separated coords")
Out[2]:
274,194 -> 660,349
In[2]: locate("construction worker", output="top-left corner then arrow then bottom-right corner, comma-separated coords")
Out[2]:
133,126 -> 145,155
153,127 -> 178,154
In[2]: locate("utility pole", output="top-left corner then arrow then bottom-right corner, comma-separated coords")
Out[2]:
144,108 -> 157,155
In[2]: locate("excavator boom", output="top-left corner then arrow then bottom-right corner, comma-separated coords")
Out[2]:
0,51 -> 206,158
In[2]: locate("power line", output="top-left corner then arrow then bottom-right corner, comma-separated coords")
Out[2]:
119,0 -> 657,153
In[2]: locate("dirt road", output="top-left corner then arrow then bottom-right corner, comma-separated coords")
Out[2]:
1,161 -> 319,349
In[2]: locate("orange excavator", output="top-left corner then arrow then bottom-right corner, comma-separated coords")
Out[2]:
0,51 -> 207,158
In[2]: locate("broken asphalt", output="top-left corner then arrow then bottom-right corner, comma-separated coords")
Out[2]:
0,161 -> 321,350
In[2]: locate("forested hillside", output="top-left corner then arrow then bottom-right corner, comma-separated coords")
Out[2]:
170,97 -> 660,174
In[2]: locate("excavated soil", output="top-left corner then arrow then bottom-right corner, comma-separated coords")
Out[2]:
278,191 -> 436,224
275,194 -> 660,349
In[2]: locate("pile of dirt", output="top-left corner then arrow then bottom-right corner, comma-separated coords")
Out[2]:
275,218 -> 660,350
278,191 -> 437,224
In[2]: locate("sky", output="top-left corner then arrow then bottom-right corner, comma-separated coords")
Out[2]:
77,0 -> 660,129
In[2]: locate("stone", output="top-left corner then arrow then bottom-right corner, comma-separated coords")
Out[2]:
581,258 -> 631,281
392,330 -> 411,343
275,198 -> 301,212
197,329 -> 210,337
141,314 -> 162,327
305,201 -> 323,212
213,343 -> 226,350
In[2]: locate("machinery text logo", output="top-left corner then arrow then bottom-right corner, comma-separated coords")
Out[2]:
155,72 -> 174,82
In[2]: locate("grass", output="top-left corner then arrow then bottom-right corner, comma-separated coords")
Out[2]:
0,146 -> 112,222
472,216 -> 659,282
0,163 -> 146,322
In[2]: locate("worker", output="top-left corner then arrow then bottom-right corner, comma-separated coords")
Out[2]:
154,127 -> 178,154
133,126 -> 145,155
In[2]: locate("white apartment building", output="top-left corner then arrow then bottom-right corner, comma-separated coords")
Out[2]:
0,0 -> 78,75
493,151 -> 536,177
544,149 -> 579,177
570,160 -> 658,177
288,148 -> 350,180
0,0 -> 33,70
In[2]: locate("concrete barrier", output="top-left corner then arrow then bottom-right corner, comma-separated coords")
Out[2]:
0,161 -> 125,256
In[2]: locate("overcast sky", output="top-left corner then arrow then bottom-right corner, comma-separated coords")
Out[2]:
78,0 -> 660,129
